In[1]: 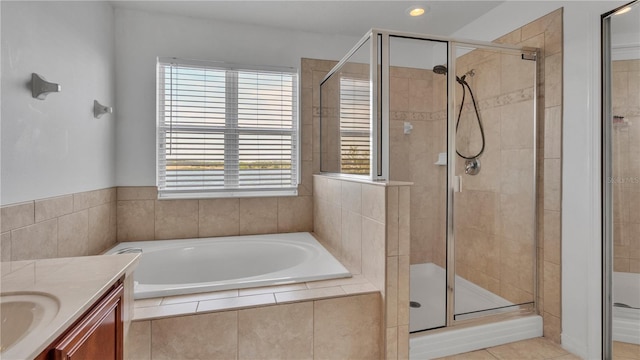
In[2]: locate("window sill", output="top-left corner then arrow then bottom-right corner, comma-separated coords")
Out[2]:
157,188 -> 298,200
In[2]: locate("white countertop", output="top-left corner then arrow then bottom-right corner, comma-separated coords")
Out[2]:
1,254 -> 140,360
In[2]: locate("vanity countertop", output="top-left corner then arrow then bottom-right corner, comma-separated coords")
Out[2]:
1,254 -> 140,360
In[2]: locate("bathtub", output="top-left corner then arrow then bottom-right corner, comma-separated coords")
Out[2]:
613,271 -> 640,345
106,232 -> 351,299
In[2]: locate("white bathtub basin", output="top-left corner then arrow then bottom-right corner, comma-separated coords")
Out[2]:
107,232 -> 351,299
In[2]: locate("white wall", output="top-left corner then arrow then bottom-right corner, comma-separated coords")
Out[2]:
1,1 -> 116,205
454,1 -> 625,359
114,8 -> 360,186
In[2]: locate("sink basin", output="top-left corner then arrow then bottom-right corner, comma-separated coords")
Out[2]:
1,293 -> 60,353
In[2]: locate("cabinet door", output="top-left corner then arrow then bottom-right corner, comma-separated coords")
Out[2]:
51,283 -> 124,360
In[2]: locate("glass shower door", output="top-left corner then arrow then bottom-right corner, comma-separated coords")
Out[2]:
451,43 -> 538,322
387,36 -> 449,332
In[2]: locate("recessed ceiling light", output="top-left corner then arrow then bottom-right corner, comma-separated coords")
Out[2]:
614,6 -> 632,15
407,6 -> 427,17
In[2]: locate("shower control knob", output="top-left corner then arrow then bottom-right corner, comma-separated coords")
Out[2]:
465,158 -> 481,175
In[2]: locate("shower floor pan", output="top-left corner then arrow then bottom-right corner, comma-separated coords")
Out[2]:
409,262 -> 542,358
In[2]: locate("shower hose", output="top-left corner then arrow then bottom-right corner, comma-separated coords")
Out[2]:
455,75 -> 485,160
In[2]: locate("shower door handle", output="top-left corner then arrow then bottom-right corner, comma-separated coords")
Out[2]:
453,175 -> 463,193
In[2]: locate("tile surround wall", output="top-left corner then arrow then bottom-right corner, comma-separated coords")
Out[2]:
125,292 -> 381,360
611,59 -> 640,274
313,175 -> 410,359
0,188 -> 117,261
116,187 -> 313,241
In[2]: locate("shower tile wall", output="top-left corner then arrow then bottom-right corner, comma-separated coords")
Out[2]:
389,67 -> 447,267
612,59 -> 640,274
453,46 -> 536,304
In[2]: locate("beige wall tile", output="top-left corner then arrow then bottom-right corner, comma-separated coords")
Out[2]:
398,324 -> 409,360
11,219 -> 57,260
155,200 -> 198,240
58,210 -> 89,257
125,321 -> 151,360
151,312 -> 237,359
198,198 -> 240,237
1,232 -> 11,262
544,106 -> 562,159
544,11 -> 563,56
501,100 -> 535,150
543,312 -> 562,343
362,184 -> 386,223
35,195 -> 73,223
238,303 -> 313,360
544,158 -> 562,211
277,196 -> 313,233
341,181 -> 362,213
314,294 -> 382,359
545,53 -> 563,108
387,186 -> 399,256
239,198 -> 278,235
386,256 -> 399,328
88,203 -> 114,254
543,261 -> 561,318
399,186 -> 411,256
362,217 -> 386,292
543,210 -> 561,265
386,326 -> 398,359
341,210 -> 362,274
1,202 -> 34,232
73,188 -> 113,211
117,200 -> 155,241
118,186 -> 158,201
398,255 -> 410,326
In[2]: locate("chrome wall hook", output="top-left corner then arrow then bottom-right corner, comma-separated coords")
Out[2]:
93,100 -> 113,119
31,73 -> 61,100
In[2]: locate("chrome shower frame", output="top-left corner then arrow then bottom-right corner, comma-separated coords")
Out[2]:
322,28 -> 540,329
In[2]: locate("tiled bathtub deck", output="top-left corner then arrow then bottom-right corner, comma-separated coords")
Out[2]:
132,274 -> 378,321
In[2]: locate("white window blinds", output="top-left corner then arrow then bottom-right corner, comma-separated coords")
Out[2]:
157,58 -> 298,198
340,77 -> 370,175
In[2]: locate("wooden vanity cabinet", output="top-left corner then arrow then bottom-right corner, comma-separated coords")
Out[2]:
36,282 -> 124,360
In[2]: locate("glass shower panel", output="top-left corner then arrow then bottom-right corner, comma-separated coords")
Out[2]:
387,36 -> 448,332
320,37 -> 371,175
452,44 -> 537,321
608,2 -> 640,355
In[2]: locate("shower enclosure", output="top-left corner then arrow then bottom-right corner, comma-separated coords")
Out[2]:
320,29 -> 539,340
602,2 -> 640,359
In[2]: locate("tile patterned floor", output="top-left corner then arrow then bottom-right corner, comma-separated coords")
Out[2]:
614,341 -> 640,360
434,337 -> 580,360
435,338 -> 640,360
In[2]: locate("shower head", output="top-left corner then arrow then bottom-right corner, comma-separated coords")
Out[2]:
432,65 -> 448,75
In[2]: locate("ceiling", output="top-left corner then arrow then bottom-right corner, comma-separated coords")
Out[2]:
110,1 -> 504,37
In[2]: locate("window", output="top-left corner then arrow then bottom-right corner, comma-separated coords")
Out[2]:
157,58 -> 298,198
339,77 -> 370,175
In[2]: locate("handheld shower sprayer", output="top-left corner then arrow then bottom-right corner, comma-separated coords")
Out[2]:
432,65 -> 484,175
